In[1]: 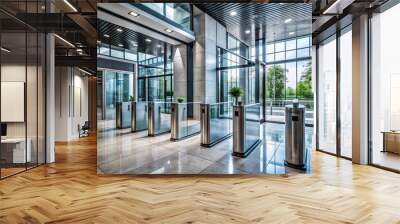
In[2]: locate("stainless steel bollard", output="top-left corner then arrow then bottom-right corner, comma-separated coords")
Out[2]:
131,101 -> 148,132
232,104 -> 261,157
147,102 -> 155,136
284,103 -> 306,169
200,104 -> 211,146
116,102 -> 131,129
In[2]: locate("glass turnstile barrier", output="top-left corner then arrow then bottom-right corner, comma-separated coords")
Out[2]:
171,102 -> 201,140
232,103 -> 262,157
200,102 -> 233,147
131,101 -> 148,132
148,101 -> 171,136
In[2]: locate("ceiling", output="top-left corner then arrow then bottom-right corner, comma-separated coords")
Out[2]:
195,3 -> 312,45
98,19 -> 171,57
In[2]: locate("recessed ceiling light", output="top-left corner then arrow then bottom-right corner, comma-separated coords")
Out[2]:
76,48 -> 83,52
118,44 -> 123,47
165,28 -> 173,33
41,5 -> 46,10
133,43 -> 138,47
289,32 -> 295,35
145,38 -> 152,43
157,44 -> 162,48
284,18 -> 292,23
129,11 -> 139,17
245,30 -> 251,34
116,28 -> 123,32
161,51 -> 164,53
104,34 -> 110,38
230,11 -> 237,16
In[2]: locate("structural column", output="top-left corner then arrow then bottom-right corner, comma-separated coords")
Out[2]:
46,33 -> 55,163
352,14 -> 369,164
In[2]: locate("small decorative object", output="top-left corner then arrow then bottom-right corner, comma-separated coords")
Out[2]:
176,97 -> 185,103
129,95 -> 135,102
229,87 -> 244,105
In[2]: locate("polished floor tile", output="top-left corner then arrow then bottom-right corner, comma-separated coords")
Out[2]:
97,122 -> 313,174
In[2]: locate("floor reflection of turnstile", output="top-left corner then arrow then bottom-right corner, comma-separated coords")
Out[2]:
232,103 -> 262,157
171,102 -> 201,141
200,102 -> 233,147
148,101 -> 171,136
131,101 -> 148,132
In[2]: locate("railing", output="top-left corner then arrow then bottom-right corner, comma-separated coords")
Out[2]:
232,103 -> 262,157
148,101 -> 171,136
265,99 -> 314,125
200,102 -> 233,147
170,102 -> 201,141
131,101 -> 148,132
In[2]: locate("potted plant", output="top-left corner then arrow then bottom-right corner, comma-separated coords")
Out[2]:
129,95 -> 135,102
229,87 -> 243,105
176,96 -> 185,103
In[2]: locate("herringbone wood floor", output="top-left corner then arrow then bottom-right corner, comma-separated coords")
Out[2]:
1,135 -> 400,223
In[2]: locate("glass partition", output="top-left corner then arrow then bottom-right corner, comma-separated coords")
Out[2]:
148,101 -> 171,136
244,104 -> 261,150
171,102 -> 201,140
317,35 -> 337,155
209,102 -> 233,144
98,70 -> 134,130
0,5 -> 46,179
340,26 -> 352,158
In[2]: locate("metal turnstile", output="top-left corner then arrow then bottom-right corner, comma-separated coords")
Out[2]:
200,102 -> 232,147
116,102 -> 131,129
232,103 -> 262,157
131,101 -> 148,132
284,103 -> 306,169
148,101 -> 171,136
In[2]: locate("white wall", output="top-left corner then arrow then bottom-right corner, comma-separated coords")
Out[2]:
54,67 -> 89,141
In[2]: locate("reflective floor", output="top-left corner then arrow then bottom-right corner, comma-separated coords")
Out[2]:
97,122 -> 313,174
372,150 -> 400,171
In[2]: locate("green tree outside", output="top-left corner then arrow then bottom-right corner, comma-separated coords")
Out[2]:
296,62 -> 313,100
266,65 -> 286,99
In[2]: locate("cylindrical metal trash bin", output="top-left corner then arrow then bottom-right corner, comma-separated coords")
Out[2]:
284,103 -> 306,169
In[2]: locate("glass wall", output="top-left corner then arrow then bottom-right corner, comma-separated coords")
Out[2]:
0,7 -> 46,179
100,70 -> 134,121
140,3 -> 192,31
217,47 -> 257,105
97,42 -> 137,62
138,44 -> 174,103
264,36 -> 313,125
317,35 -> 337,154
371,3 -> 400,171
340,26 -> 352,158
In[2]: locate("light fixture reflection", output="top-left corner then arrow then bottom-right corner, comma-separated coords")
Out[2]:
129,11 -> 139,17
63,0 -> 78,12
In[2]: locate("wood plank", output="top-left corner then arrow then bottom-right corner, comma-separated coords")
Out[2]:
0,135 -> 399,223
